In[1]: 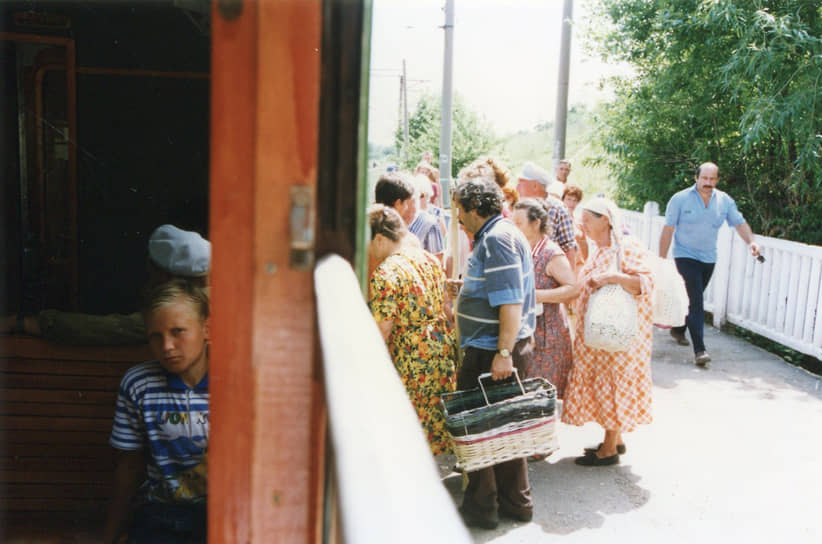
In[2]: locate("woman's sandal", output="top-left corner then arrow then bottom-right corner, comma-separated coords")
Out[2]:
583,442 -> 626,455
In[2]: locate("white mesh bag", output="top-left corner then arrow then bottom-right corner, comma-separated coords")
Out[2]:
583,242 -> 639,352
650,256 -> 689,327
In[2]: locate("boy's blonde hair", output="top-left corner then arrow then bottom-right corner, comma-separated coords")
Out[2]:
142,279 -> 210,323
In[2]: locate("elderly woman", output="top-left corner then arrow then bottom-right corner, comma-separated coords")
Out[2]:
367,204 -> 457,455
562,197 -> 654,466
511,198 -> 579,396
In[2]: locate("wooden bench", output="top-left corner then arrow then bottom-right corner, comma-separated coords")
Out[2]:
0,335 -> 151,542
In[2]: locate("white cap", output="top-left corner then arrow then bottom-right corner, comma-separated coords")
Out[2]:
148,225 -> 211,277
519,161 -> 552,186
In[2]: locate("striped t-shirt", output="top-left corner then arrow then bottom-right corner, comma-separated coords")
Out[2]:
409,211 -> 445,255
456,214 -> 536,351
110,361 -> 209,504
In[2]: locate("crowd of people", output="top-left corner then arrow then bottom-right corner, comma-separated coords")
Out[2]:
1,150 -> 760,539
367,154 -> 761,530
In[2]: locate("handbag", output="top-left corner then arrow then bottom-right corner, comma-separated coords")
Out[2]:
650,256 -> 689,328
583,238 -> 639,352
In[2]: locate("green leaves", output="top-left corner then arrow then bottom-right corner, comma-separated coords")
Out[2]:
394,92 -> 498,177
588,0 -> 822,241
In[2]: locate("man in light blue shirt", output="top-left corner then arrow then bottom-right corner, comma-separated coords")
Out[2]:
659,162 -> 760,366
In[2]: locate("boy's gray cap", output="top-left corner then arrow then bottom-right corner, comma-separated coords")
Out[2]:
148,224 -> 211,277
519,161 -> 552,186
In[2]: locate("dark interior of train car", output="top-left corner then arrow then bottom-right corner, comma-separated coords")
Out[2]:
1,1 -> 211,539
1,0 -> 210,317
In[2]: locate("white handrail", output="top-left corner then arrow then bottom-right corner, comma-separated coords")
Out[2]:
621,205 -> 822,360
314,254 -> 471,543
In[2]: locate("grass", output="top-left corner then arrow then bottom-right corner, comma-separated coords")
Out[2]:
491,105 -> 614,199
722,323 -> 822,377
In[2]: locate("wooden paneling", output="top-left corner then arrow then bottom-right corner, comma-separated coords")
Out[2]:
0,337 -> 144,533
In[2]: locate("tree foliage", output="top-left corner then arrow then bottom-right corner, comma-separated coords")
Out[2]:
394,92 -> 497,177
587,0 -> 822,242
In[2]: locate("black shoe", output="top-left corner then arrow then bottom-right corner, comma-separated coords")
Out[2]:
670,329 -> 689,346
498,503 -> 533,522
583,442 -> 626,456
459,505 -> 499,530
574,452 -> 620,466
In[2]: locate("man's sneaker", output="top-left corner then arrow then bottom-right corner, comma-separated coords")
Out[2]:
695,351 -> 711,366
670,329 -> 689,346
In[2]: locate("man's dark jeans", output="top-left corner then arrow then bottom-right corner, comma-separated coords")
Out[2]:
672,257 -> 715,354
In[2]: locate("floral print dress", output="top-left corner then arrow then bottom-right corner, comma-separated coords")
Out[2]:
562,236 -> 655,432
369,246 -> 458,455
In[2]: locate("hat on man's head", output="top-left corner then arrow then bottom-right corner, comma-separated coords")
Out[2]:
519,161 -> 552,186
148,225 -> 211,277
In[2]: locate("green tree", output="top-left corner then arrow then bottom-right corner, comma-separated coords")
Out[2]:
587,0 -> 822,242
394,92 -> 497,177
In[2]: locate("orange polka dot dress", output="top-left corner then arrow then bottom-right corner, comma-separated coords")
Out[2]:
562,236 -> 654,433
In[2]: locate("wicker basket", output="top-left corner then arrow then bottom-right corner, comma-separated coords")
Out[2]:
441,370 -> 559,472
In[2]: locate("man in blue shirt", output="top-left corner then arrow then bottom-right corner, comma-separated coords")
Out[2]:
659,162 -> 760,366
446,175 -> 536,530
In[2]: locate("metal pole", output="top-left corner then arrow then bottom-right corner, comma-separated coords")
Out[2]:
402,58 -> 409,163
553,0 -> 573,169
439,0 -> 455,208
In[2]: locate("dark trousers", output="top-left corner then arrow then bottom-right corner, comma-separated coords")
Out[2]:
672,258 -> 715,354
458,336 -> 534,519
127,502 -> 207,544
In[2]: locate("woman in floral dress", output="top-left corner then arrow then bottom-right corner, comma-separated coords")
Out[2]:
562,197 -> 655,466
367,204 -> 457,455
511,198 -> 579,396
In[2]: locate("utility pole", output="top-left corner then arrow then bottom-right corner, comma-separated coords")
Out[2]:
439,0 -> 455,206
402,59 -> 409,162
398,69 -> 404,159
553,0 -> 573,170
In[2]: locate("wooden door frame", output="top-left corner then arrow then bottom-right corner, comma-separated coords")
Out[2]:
209,1 -> 323,541
1,31 -> 78,309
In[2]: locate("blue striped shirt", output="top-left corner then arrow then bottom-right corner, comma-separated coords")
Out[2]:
409,211 -> 445,254
456,215 -> 536,350
110,361 -> 209,504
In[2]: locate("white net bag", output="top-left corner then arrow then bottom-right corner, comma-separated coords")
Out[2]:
650,256 -> 689,328
583,240 -> 639,352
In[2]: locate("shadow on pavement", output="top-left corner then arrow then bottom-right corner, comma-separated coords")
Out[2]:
439,454 -> 650,541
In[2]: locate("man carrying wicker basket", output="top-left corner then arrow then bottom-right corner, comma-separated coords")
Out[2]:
444,171 -> 537,530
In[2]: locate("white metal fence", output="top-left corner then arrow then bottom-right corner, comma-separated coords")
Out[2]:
621,203 -> 822,360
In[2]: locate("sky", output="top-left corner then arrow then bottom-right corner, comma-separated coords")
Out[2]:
368,0 -> 627,146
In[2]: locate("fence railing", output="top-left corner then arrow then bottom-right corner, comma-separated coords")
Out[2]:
621,203 -> 822,361
314,254 -> 471,543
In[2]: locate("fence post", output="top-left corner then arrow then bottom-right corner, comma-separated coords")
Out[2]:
642,201 -> 659,251
711,225 -> 733,327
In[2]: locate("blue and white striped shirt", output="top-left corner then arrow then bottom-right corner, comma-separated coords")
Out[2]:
110,361 -> 209,504
456,214 -> 536,351
409,211 -> 445,254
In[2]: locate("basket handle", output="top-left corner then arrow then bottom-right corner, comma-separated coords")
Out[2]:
477,368 -> 525,406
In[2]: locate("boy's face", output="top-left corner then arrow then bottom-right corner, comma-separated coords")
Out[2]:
146,299 -> 210,387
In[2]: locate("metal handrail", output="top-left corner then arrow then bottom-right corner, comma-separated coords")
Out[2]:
314,254 -> 471,543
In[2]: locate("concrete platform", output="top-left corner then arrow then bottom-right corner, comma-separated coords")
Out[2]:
440,326 -> 822,543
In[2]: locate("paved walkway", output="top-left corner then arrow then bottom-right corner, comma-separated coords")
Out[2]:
439,326 -> 822,543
